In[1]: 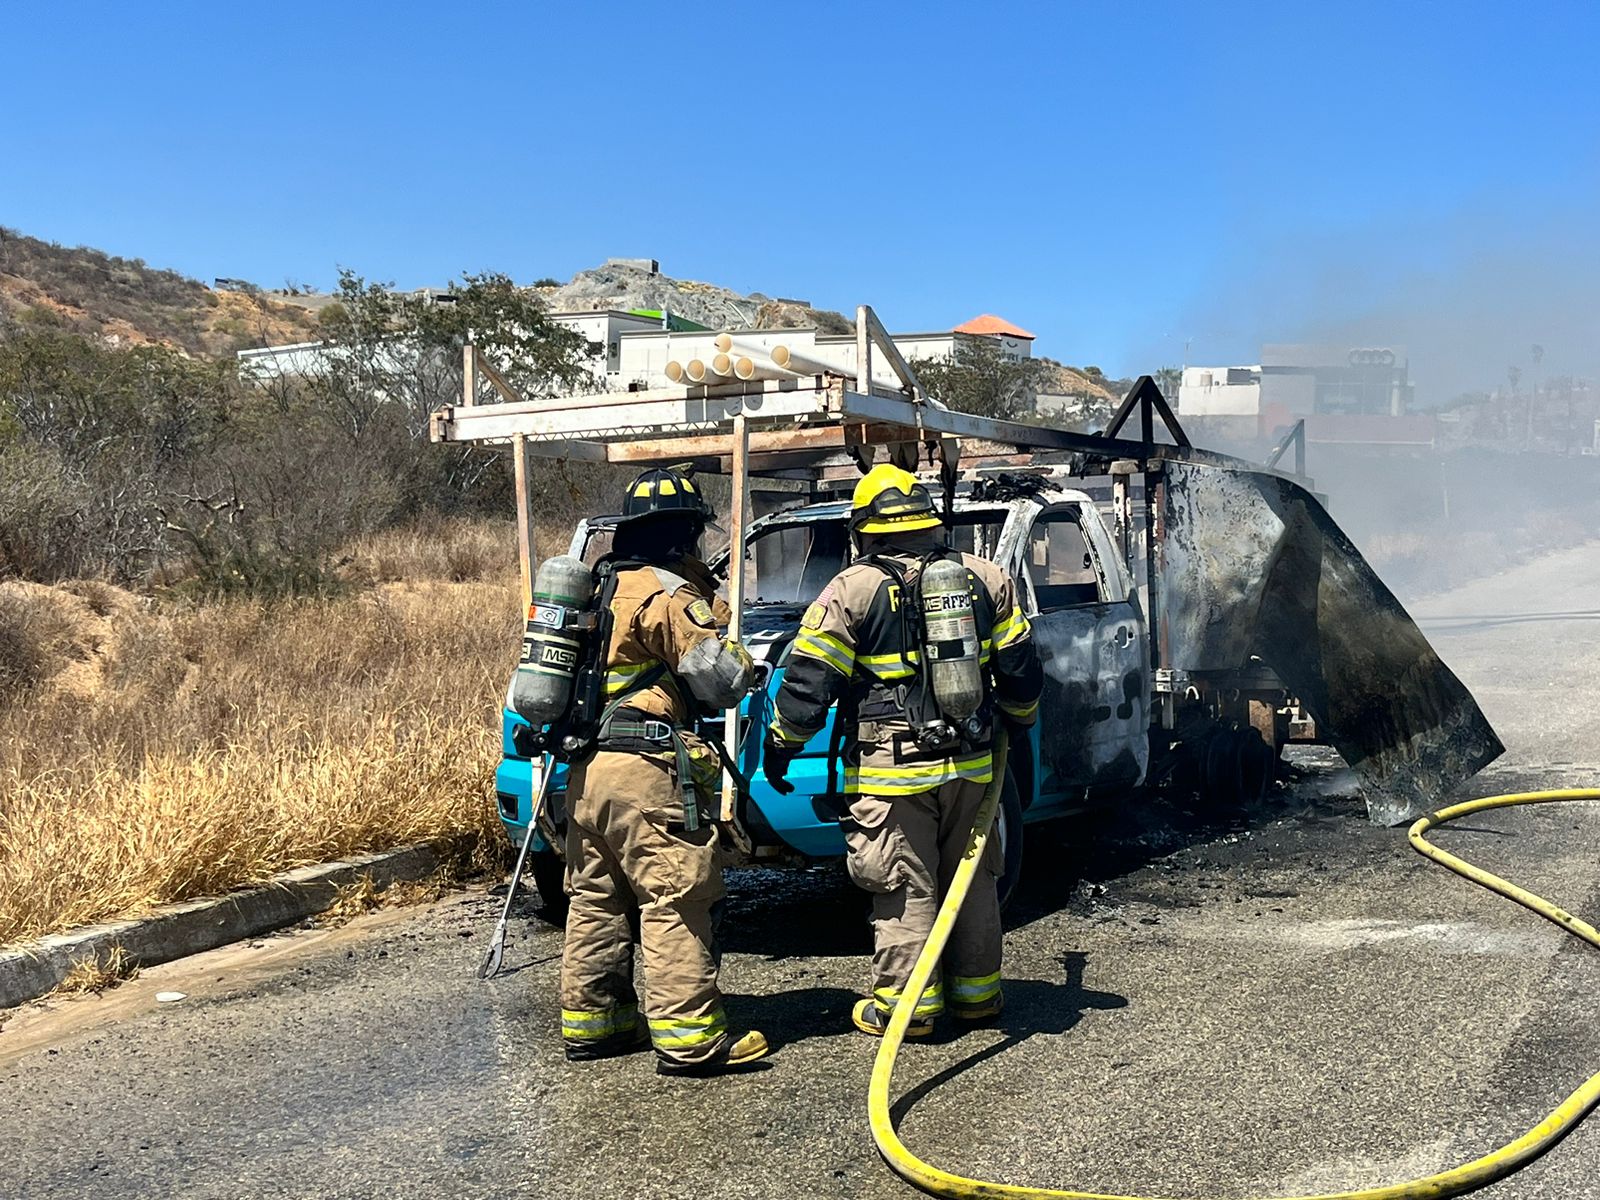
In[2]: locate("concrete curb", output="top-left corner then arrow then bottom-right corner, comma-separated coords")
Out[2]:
0,840 -> 464,1011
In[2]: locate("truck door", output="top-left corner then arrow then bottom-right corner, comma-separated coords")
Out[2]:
1020,504 -> 1149,798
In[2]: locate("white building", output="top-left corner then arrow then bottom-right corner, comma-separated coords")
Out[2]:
1177,345 -> 1431,446
239,306 -> 1039,392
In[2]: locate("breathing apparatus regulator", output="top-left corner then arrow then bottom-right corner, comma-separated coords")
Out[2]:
850,465 -> 987,749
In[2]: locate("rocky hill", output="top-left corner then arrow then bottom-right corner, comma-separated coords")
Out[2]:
0,231 -> 1120,405
0,228 -> 320,357
538,260 -> 857,335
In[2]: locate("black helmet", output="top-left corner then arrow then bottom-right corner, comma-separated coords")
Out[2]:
618,466 -> 715,527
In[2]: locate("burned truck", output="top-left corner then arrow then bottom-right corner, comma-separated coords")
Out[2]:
431,312 -> 1501,912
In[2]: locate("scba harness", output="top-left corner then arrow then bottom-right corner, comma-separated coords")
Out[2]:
511,556 -> 742,835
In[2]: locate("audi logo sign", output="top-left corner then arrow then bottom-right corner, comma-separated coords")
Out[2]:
1348,348 -> 1397,367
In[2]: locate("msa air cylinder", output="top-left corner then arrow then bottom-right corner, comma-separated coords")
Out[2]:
919,557 -> 983,722
510,555 -> 594,727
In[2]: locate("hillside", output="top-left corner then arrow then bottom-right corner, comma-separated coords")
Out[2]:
0,230 -> 1123,411
0,228 -> 320,357
538,260 -> 856,335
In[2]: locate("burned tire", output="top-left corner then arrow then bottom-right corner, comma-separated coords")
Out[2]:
1234,728 -> 1275,806
531,849 -> 568,925
1199,727 -> 1275,808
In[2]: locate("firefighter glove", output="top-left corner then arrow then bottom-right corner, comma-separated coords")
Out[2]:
762,739 -> 798,795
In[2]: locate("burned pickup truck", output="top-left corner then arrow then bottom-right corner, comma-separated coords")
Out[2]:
432,309 -> 1501,910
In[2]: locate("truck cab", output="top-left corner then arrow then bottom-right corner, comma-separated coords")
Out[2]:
495,478 -> 1151,909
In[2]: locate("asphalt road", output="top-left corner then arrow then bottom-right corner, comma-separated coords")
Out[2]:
5,543 -> 1599,1200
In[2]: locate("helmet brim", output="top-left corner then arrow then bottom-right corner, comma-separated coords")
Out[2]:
855,514 -> 943,535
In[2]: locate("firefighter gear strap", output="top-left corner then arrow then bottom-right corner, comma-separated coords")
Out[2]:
866,769 -> 1600,1200
594,668 -> 702,833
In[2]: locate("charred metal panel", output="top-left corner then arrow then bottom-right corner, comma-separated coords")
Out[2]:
1160,463 -> 1503,823
1032,601 -> 1149,796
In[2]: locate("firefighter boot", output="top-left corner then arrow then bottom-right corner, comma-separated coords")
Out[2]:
655,1030 -> 770,1077
852,998 -> 934,1039
950,992 -> 1005,1023
564,1022 -> 651,1062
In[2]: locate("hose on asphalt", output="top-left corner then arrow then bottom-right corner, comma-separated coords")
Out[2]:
867,757 -> 1600,1200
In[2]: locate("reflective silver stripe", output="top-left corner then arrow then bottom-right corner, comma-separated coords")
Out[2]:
949,972 -> 1002,1005
793,629 -> 855,676
647,1009 -> 728,1049
561,1003 -> 639,1040
873,982 -> 944,1017
845,752 -> 994,796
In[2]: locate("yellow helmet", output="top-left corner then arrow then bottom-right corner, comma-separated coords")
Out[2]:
850,464 -> 941,535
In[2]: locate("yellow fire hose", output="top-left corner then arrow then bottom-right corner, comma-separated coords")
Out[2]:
868,735 -> 1600,1200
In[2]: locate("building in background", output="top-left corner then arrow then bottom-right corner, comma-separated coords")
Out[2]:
1178,344 -> 1432,448
238,308 -> 1034,393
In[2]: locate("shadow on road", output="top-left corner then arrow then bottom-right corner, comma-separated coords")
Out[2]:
723,985 -> 865,1051
712,778 -> 1367,959
890,950 -> 1128,1123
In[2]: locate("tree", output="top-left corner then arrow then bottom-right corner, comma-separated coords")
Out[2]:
910,336 -> 1045,421
1154,366 -> 1182,403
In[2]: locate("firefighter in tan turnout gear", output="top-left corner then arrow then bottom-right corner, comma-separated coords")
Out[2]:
556,467 -> 768,1075
762,464 -> 1043,1037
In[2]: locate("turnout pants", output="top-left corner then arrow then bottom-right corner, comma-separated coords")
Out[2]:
558,749 -> 729,1066
843,777 -> 1004,1018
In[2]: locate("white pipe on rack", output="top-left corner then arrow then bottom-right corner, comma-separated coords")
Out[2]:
733,355 -> 805,383
710,352 -> 737,379
770,343 -> 856,378
714,333 -> 734,353
664,359 -> 687,384
771,343 -> 910,391
684,358 -> 712,384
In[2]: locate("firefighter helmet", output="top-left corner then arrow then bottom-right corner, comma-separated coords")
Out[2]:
850,464 -> 941,535
619,466 -> 715,526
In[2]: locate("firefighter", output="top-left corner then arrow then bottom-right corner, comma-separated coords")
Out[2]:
762,463 -> 1042,1037
559,466 -> 769,1076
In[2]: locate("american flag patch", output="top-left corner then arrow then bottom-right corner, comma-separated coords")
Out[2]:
817,582 -> 836,606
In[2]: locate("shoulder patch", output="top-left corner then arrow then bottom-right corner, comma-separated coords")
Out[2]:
686,597 -> 717,628
800,603 -> 826,631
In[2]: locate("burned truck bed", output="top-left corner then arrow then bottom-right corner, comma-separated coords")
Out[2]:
1156,462 -> 1503,823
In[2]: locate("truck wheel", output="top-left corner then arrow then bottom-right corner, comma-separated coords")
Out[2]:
995,769 -> 1026,912
530,849 -> 569,925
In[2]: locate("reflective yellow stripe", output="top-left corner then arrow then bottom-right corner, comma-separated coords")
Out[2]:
647,1010 -> 728,1049
604,659 -> 661,696
948,972 -> 1002,1005
860,640 -> 992,682
859,650 -> 917,682
768,714 -> 813,745
993,607 -> 1031,650
845,752 -> 994,796
792,629 -> 855,676
561,1004 -> 638,1041
874,982 -> 944,1017
998,696 -> 1039,721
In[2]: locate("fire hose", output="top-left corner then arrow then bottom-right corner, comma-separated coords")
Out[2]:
868,735 -> 1600,1200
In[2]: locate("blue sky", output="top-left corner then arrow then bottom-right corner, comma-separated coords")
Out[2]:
3,1 -> 1596,398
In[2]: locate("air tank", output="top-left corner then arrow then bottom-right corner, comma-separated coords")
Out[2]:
511,555 -> 594,727
919,557 -> 983,722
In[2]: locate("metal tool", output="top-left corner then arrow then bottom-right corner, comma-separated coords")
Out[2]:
478,753 -> 556,980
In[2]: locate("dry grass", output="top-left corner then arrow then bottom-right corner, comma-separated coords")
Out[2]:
342,516 -> 520,585
51,944 -> 140,996
0,556 -> 523,944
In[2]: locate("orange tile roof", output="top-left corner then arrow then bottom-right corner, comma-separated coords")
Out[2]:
953,313 -> 1036,339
